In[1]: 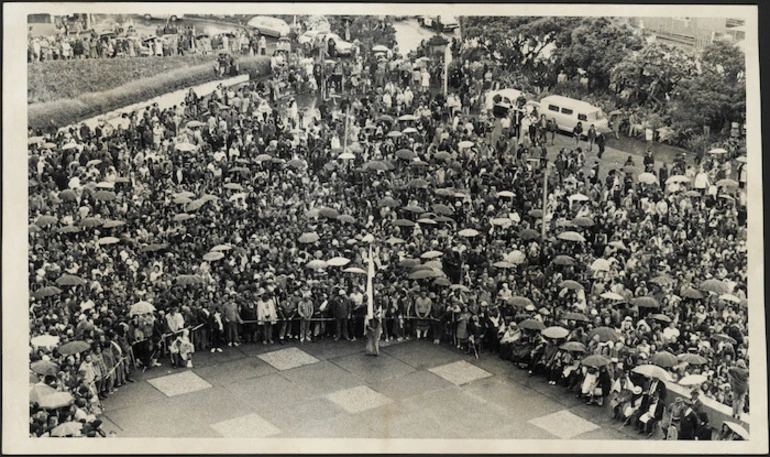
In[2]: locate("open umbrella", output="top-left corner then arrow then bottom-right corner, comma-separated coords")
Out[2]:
700,279 -> 730,295
396,149 -> 416,160
666,175 -> 691,185
707,147 -> 727,154
174,142 -> 196,152
141,243 -> 168,252
394,219 -> 416,227
174,213 -> 197,223
560,341 -> 587,352
650,351 -> 678,368
421,250 -> 443,259
78,217 -> 103,228
56,274 -> 87,287
542,326 -> 569,339
338,152 -> 356,160
676,374 -> 708,387
528,209 -> 543,218
408,269 -> 440,280
58,340 -> 91,356
496,191 -> 515,198
38,391 -> 74,410
649,275 -> 676,286
638,172 -> 658,184
399,259 -> 420,269
417,218 -> 437,225
223,183 -> 244,191
718,293 -> 742,304
50,421 -> 83,437
632,364 -> 673,381
34,215 -> 58,227
306,259 -> 328,270
336,214 -> 355,224
724,421 -> 750,440
450,284 -> 470,292
431,204 -> 453,215
458,228 -> 480,237
681,288 -> 705,300
492,261 -> 516,269
97,236 -> 120,245
403,204 -> 426,213
631,296 -> 660,308
30,360 -> 58,376
504,297 -> 532,309
590,258 -> 611,271
582,355 -> 611,368
402,127 -> 419,134
588,326 -> 620,342
734,156 -> 747,164
408,178 -> 429,189
398,114 -> 418,121
649,313 -> 672,323
386,237 -> 405,245
434,188 -> 457,197
31,334 -> 60,348
713,333 -> 737,345
102,219 -> 126,228
93,190 -> 117,202
678,354 -> 708,366
557,231 -> 586,242
174,196 -> 193,205
319,207 -> 340,218
387,130 -> 403,138
519,228 -> 539,240
518,319 -> 545,331
30,383 -> 57,404
34,286 -> 62,299
559,280 -> 584,291
255,153 -> 273,162
457,140 -> 474,149
378,196 -> 400,208
569,193 -> 590,202
561,311 -> 591,323
327,257 -> 351,267
298,232 -> 320,244
552,255 -> 575,266
343,267 -> 367,275
203,251 -> 225,262
490,218 -> 513,227
59,225 -> 80,234
433,277 -> 451,287
572,216 -> 595,227
435,216 -> 455,224
174,275 -> 203,286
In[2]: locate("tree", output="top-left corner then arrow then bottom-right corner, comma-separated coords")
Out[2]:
553,17 -> 644,90
610,41 -> 697,107
668,40 -> 746,134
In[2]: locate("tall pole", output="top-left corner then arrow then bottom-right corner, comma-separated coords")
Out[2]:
541,160 -> 548,246
343,104 -> 350,153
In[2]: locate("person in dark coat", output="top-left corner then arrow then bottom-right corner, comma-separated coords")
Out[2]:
333,289 -> 351,341
637,391 -> 665,436
646,376 -> 668,402
679,401 -> 699,440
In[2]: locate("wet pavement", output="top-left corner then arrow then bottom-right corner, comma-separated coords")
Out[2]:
99,338 -> 649,439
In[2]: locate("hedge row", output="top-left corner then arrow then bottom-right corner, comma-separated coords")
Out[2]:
28,56 -> 271,131
28,54 -> 219,105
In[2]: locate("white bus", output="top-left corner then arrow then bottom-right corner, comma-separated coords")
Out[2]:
539,95 -> 610,136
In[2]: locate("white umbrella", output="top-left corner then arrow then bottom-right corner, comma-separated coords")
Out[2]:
590,258 -> 611,271
327,257 -> 351,267
458,228 -> 480,237
708,147 -> 727,154
31,335 -> 60,348
175,143 -> 196,152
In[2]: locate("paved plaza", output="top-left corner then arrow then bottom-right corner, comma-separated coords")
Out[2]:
99,340 -> 646,440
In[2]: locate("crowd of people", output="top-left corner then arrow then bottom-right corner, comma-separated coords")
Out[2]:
28,19 -> 270,62
27,16 -> 749,440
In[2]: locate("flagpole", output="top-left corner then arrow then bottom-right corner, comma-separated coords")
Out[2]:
366,244 -> 374,320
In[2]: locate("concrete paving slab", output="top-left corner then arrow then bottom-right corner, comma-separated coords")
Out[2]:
326,386 -> 393,414
210,413 -> 281,438
429,360 -> 493,386
280,360 -> 363,396
224,373 -> 316,410
258,397 -> 346,431
528,409 -> 601,439
300,339 -> 368,361
101,379 -> 166,413
147,371 -> 213,397
462,377 -> 565,422
381,340 -> 463,370
257,347 -> 319,371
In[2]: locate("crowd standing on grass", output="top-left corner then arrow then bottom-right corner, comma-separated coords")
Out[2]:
27,15 -> 749,440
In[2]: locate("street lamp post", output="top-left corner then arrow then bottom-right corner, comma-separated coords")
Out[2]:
541,159 -> 549,246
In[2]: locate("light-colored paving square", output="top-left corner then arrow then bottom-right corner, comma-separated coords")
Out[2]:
147,371 -> 212,397
528,409 -> 600,439
325,386 -> 393,414
257,347 -> 319,371
210,413 -> 281,438
428,360 -> 493,386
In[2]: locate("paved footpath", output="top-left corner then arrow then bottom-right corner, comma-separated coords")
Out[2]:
99,338 -> 653,440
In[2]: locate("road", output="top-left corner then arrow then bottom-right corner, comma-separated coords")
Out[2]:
99,338 -> 647,440
391,17 -> 459,56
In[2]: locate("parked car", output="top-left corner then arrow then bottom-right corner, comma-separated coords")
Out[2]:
142,13 -> 184,22
539,95 -> 611,135
417,15 -> 459,32
247,16 -> 290,37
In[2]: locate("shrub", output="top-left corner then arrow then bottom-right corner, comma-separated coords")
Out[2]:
28,56 -> 271,131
